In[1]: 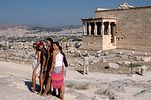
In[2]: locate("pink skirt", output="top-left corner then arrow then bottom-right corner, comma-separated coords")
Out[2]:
51,66 -> 64,88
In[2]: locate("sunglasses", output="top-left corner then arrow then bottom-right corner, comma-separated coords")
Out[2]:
33,45 -> 37,48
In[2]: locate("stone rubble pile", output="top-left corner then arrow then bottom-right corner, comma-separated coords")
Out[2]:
66,49 -> 151,75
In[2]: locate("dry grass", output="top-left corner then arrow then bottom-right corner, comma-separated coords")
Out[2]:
66,83 -> 89,90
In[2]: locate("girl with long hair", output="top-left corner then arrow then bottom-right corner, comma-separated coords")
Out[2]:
37,41 -> 48,95
31,42 -> 41,93
42,38 -> 54,96
49,42 -> 66,100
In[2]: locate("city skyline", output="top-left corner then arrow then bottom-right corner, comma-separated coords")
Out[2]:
0,0 -> 151,27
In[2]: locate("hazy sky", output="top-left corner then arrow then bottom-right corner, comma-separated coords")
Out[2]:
0,0 -> 150,26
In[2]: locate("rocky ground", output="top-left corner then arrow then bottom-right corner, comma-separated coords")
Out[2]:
66,49 -> 151,75
65,70 -> 151,100
1,49 -> 151,100
1,60 -> 151,100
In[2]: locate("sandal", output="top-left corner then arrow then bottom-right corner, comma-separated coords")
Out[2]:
37,91 -> 42,95
42,93 -> 47,97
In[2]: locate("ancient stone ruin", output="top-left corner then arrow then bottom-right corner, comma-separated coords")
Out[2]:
81,3 -> 151,51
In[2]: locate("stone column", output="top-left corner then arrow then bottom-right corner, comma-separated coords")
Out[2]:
101,22 -> 104,35
88,22 -> 91,35
112,22 -> 116,43
83,22 -> 86,35
113,22 -> 116,34
108,22 -> 111,35
94,22 -> 97,35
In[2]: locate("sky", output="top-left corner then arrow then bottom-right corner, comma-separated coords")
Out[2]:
0,0 -> 151,27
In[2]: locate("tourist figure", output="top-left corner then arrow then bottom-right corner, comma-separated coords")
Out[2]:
37,41 -> 48,95
83,56 -> 89,75
49,42 -> 66,100
31,42 -> 41,93
83,51 -> 89,75
42,38 -> 54,96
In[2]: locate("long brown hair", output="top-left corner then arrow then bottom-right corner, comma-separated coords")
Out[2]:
46,38 -> 53,53
53,42 -> 64,54
33,42 -> 40,52
53,42 -> 68,67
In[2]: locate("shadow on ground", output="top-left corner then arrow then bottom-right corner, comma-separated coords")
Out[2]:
77,70 -> 84,75
24,80 -> 33,92
24,80 -> 39,92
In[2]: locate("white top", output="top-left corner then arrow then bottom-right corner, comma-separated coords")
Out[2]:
84,57 -> 89,65
32,54 -> 41,69
55,52 -> 63,67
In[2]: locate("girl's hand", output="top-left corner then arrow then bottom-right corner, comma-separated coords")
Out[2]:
49,70 -> 52,76
49,73 -> 51,77
33,69 -> 36,75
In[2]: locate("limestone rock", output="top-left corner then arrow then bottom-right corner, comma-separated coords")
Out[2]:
116,61 -> 131,66
108,63 -> 119,69
141,56 -> 151,62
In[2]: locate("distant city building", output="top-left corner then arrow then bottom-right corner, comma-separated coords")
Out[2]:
81,3 -> 151,51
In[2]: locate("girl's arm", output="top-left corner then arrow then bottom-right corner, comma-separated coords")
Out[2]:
45,49 -> 51,71
41,55 -> 46,72
49,50 -> 57,73
34,51 -> 41,71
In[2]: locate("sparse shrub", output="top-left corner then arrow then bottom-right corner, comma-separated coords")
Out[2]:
128,63 -> 142,76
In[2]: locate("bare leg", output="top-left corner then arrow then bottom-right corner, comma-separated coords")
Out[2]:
60,84 -> 64,100
83,65 -> 86,75
43,72 -> 46,87
38,73 -> 44,95
42,77 -> 51,96
32,72 -> 36,92
86,65 -> 89,75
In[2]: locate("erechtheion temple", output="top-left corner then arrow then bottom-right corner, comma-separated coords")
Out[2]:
81,3 -> 151,51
